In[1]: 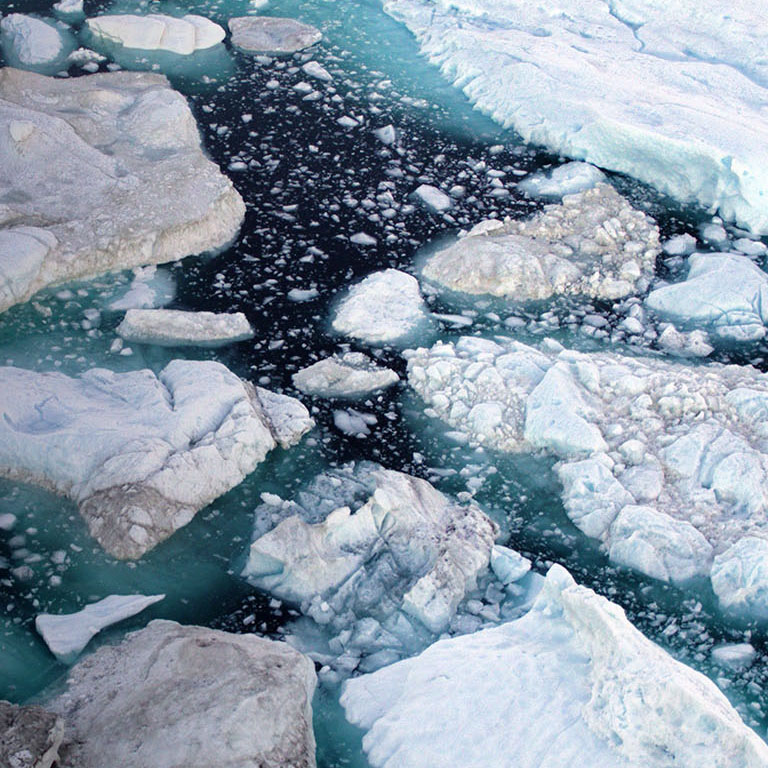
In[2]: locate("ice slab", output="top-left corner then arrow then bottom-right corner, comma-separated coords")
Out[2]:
342,564 -> 768,768
116,309 -> 254,347
35,594 -> 165,664
293,352 -> 399,398
406,336 -> 768,616
413,184 -> 452,213
0,14 -> 70,69
86,14 -> 224,55
422,184 -> 659,302
381,0 -> 768,234
228,17 -> 321,54
48,620 -> 317,768
0,360 -> 314,559
0,68 -> 244,313
518,161 -> 606,198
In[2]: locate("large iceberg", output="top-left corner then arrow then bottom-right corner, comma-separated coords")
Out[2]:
382,0 -> 768,233
0,68 -> 245,313
0,360 -> 314,559
422,184 -> 659,301
48,620 -> 317,768
342,564 -> 768,768
407,336 -> 768,617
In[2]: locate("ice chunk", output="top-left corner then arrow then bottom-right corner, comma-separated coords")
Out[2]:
422,185 -> 659,302
413,184 -> 452,213
228,16 -> 321,54
86,14 -> 224,54
35,594 -> 165,663
332,269 -> 431,345
301,60 -> 332,82
0,14 -> 69,67
293,352 -> 399,398
116,309 -> 254,347
342,564 -> 768,768
663,234 -> 697,256
711,643 -> 756,671
0,361 -> 313,559
48,621 -> 317,768
518,161 -> 605,198
711,537 -> 768,619
0,68 -> 244,314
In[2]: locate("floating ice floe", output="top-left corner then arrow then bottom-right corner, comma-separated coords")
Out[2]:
36,594 -> 165,664
518,161 -> 606,199
406,335 -> 768,618
0,360 -> 313,559
116,309 -> 254,347
228,17 -> 321,54
0,700 -> 64,768
342,564 -> 768,768
332,269 -> 432,345
85,14 -> 225,55
646,253 -> 768,342
0,68 -> 244,314
382,0 -> 768,234
53,0 -> 84,21
421,184 -> 659,302
48,621 -> 317,768
413,184 -> 452,213
293,352 -> 399,398
243,463 -> 538,675
0,14 -> 71,68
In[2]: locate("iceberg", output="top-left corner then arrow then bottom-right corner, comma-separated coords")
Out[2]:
381,0 -> 768,233
407,336 -> 768,616
228,17 -> 322,54
292,352 -> 399,398
422,184 -> 659,302
48,620 -> 317,768
0,360 -> 314,559
0,14 -> 70,68
0,68 -> 245,313
518,161 -> 606,199
116,309 -> 254,347
342,564 -> 768,768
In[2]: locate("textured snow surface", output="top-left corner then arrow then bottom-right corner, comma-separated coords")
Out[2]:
646,253 -> 768,341
332,269 -> 431,344
293,352 -> 399,398
0,700 -> 64,768
35,594 -> 165,663
0,14 -> 66,66
0,360 -> 313,559
116,308 -> 254,347
382,0 -> 768,233
49,620 -> 317,768
422,184 -> 659,301
228,16 -> 321,54
407,336 -> 768,616
342,564 -> 768,768
86,14 -> 224,54
0,68 -> 244,313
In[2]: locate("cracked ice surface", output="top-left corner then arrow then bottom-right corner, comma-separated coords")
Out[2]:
342,564 -> 768,768
0,68 -> 244,313
0,360 -> 314,559
406,335 -> 768,617
381,0 -> 768,233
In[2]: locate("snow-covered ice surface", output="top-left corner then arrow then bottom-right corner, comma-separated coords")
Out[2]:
0,67 -> 244,313
422,184 -> 659,302
0,14 -> 72,69
228,16 -> 321,53
342,564 -> 768,768
407,335 -> 768,618
381,0 -> 768,234
116,308 -> 254,347
48,620 -> 317,768
35,593 -> 165,663
293,352 -> 399,398
85,14 -> 225,55
0,360 -> 313,558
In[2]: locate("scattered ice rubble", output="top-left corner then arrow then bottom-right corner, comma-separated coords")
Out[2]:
342,564 -> 768,768
35,594 -> 165,664
518,161 -> 606,198
406,335 -> 768,618
47,621 -> 317,768
228,16 -> 322,54
116,308 -> 254,347
0,700 -> 64,768
0,360 -> 313,559
293,352 -> 399,398
422,184 -> 659,302
85,14 -> 225,55
383,0 -> 768,234
332,269 -> 432,345
243,463 -> 539,677
0,14 -> 70,67
0,68 -> 245,313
